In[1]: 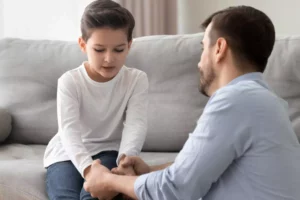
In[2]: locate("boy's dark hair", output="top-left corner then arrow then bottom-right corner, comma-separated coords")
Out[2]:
202,6 -> 275,73
81,0 -> 135,42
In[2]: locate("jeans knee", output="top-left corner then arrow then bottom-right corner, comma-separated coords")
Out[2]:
80,189 -> 98,200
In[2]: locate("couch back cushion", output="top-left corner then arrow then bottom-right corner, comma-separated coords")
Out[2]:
0,34 -> 207,151
126,34 -> 207,151
0,39 -> 86,144
1,34 -> 299,151
264,36 -> 300,140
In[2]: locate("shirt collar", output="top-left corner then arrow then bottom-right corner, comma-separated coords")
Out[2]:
208,72 -> 268,104
227,72 -> 264,86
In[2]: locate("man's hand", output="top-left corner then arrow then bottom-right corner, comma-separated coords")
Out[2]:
84,160 -> 119,200
112,156 -> 150,176
83,165 -> 92,180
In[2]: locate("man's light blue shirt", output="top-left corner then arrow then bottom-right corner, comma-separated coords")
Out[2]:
134,72 -> 300,200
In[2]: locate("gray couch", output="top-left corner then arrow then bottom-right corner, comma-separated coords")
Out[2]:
0,33 -> 299,200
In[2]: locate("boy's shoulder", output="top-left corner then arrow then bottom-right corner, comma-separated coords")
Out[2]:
60,65 -> 82,79
58,65 -> 82,86
122,65 -> 147,79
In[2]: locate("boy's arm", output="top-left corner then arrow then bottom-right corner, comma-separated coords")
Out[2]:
57,73 -> 93,178
117,72 -> 149,164
114,157 -> 173,177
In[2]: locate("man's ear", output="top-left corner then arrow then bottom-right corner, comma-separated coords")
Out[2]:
78,37 -> 87,53
215,37 -> 228,63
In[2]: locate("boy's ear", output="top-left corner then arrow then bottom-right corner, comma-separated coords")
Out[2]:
128,40 -> 132,50
78,37 -> 87,53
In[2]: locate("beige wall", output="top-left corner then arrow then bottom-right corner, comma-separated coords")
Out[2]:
1,0 -> 81,40
177,0 -> 300,35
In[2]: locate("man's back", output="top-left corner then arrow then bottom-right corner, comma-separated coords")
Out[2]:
133,73 -> 300,200
204,73 -> 300,200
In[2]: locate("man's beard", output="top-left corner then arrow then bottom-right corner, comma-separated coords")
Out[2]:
199,66 -> 216,97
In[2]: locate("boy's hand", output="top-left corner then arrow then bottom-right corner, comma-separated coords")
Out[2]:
112,155 -> 150,176
112,155 -> 136,176
84,160 -> 119,200
111,156 -> 136,200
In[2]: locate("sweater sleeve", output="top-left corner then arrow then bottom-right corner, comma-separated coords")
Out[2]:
117,72 -> 149,164
57,73 -> 93,177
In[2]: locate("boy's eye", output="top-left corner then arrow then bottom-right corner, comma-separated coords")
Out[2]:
94,49 -> 105,52
115,49 -> 124,53
93,49 -> 124,53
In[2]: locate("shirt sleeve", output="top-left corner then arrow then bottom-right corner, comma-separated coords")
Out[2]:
57,73 -> 93,177
117,72 -> 149,164
134,88 -> 253,200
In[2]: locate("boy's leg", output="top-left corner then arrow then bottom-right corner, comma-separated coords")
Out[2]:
80,151 -> 124,200
46,161 -> 83,200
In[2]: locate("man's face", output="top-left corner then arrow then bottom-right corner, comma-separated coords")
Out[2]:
198,23 -> 217,97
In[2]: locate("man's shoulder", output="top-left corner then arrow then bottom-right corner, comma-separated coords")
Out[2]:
211,80 -> 275,108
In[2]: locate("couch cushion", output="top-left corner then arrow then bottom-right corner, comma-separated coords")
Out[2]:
0,108 -> 12,143
0,144 -> 47,200
264,36 -> 300,140
0,144 -> 178,200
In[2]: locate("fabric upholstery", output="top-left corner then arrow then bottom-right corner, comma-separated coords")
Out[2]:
0,34 -> 300,200
0,144 -> 177,200
264,36 -> 300,140
0,108 -> 12,143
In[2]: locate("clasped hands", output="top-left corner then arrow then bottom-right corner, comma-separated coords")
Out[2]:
84,155 -> 150,200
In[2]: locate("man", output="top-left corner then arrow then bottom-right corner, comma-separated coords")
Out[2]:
84,6 -> 300,200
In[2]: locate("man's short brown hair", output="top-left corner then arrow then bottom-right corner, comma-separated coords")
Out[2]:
202,6 -> 275,72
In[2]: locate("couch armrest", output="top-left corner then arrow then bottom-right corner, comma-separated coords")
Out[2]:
0,108 -> 12,143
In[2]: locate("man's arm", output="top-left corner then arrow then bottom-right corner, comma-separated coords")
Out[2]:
85,158 -> 173,199
149,162 -> 173,172
133,90 -> 252,200
108,174 -> 138,199
84,161 -> 172,199
85,89 -> 252,200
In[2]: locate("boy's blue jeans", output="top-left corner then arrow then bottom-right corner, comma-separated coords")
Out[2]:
46,151 -> 123,200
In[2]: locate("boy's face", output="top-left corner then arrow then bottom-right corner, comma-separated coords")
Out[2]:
79,28 -> 131,82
